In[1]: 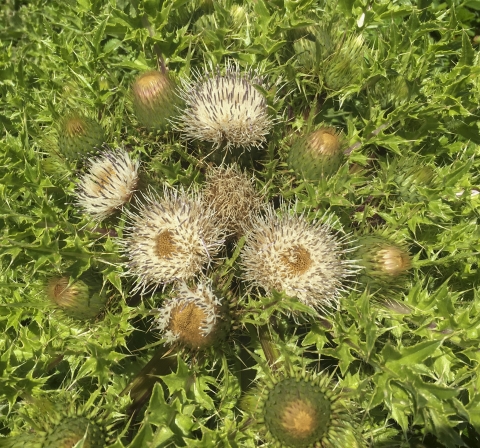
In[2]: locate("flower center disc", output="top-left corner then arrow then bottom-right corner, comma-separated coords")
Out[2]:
155,230 -> 177,258
281,245 -> 313,275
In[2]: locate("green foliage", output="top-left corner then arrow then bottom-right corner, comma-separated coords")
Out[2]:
1,0 -> 480,446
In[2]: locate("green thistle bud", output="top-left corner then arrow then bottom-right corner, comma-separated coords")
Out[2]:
246,370 -> 364,448
321,34 -> 365,92
354,236 -> 412,292
41,417 -> 105,448
46,275 -> 108,320
287,127 -> 344,181
378,156 -> 437,203
293,38 -> 317,71
132,69 -> 180,131
58,113 -> 105,161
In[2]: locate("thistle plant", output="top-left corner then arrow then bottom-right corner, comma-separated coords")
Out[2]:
287,126 -> 345,181
2,0 -> 480,447
155,281 -> 230,351
131,69 -> 181,131
46,274 -> 108,320
243,364 -> 364,448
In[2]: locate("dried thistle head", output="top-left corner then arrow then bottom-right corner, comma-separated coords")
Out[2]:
120,187 -> 225,294
202,164 -> 263,237
75,148 -> 139,222
155,281 -> 229,351
173,61 -> 273,151
240,205 -> 358,313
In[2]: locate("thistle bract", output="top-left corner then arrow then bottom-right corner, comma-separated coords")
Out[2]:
287,127 -> 344,181
132,70 -> 180,131
41,417 -> 105,448
173,61 -> 273,152
58,113 -> 105,161
354,235 -> 412,292
248,371 -> 363,448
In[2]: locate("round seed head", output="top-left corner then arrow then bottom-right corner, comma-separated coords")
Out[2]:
202,164 -> 263,237
46,275 -> 107,320
132,70 -> 180,131
75,148 -> 139,222
240,205 -> 358,312
288,127 -> 344,181
173,61 -> 273,150
249,371 -> 363,448
120,187 -> 225,294
58,113 -> 105,161
155,281 -> 228,350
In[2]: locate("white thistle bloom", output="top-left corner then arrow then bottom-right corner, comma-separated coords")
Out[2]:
155,281 -> 225,350
173,61 -> 273,149
75,148 -> 139,221
120,187 -> 225,294
240,205 -> 358,312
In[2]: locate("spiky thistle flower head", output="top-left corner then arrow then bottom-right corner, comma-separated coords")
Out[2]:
155,281 -> 229,350
0,392 -> 121,448
57,112 -> 105,161
132,69 -> 181,131
45,274 -> 108,320
240,205 -> 358,312
75,148 -> 140,222
244,368 -> 364,448
173,61 -> 273,150
120,187 -> 225,294
202,164 -> 263,237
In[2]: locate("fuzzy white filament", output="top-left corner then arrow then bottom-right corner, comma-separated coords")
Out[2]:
173,62 -> 273,149
240,205 -> 359,312
120,188 -> 225,294
75,148 -> 139,222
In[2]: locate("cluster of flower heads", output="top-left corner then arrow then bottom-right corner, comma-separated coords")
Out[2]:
65,60 -> 412,346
